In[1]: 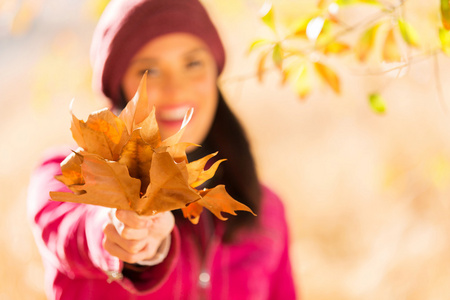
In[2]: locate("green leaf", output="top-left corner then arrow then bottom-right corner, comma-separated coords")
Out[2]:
358,0 -> 383,6
248,38 -> 272,54
283,62 -> 312,100
261,2 -> 276,32
315,18 -> 332,46
398,18 -> 420,47
335,0 -> 358,5
368,93 -> 387,114
294,65 -> 311,99
292,16 -> 313,38
439,27 -> 450,56
335,0 -> 382,6
272,43 -> 283,69
355,23 -> 381,62
441,0 -> 450,30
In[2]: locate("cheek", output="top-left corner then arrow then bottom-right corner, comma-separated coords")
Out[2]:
183,81 -> 218,144
195,77 -> 218,118
194,74 -> 217,105
122,74 -> 141,101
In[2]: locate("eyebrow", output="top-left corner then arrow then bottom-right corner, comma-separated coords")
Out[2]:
130,47 -> 208,65
184,47 -> 208,56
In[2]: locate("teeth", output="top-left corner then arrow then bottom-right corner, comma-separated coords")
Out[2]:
158,106 -> 191,121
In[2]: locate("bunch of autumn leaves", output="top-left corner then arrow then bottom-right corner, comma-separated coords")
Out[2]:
50,74 -> 254,224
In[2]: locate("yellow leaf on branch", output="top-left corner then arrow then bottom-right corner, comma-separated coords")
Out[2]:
355,23 -> 382,62
382,28 -> 402,62
272,43 -> 284,69
368,93 -> 387,114
441,0 -> 450,30
398,18 -> 420,48
260,1 -> 276,32
439,27 -> 450,56
314,62 -> 340,94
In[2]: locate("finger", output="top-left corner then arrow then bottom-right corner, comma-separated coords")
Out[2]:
103,237 -> 148,264
104,223 -> 147,254
103,233 -> 160,264
121,226 -> 150,240
150,211 -> 175,238
115,209 -> 156,229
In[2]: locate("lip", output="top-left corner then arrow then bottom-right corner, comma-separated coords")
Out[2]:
155,104 -> 194,129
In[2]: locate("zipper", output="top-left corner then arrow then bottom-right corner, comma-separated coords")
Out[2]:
195,211 -> 222,299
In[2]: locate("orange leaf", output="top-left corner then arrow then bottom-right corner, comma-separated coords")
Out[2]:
69,100 -> 87,150
198,185 -> 256,221
182,202 -> 204,224
51,152 -> 141,210
186,152 -> 226,188
167,142 -> 199,163
314,62 -> 340,93
382,28 -> 401,62
257,51 -> 270,82
119,72 -> 151,134
323,42 -> 350,54
73,108 -> 129,161
139,106 -> 161,148
55,150 -> 85,189
318,0 -> 329,9
191,159 -> 226,188
118,129 -> 154,193
160,107 -> 194,147
442,0 -> 450,30
135,151 -> 200,215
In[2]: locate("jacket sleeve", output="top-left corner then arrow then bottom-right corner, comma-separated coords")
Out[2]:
268,220 -> 298,299
27,152 -> 180,294
261,186 -> 298,300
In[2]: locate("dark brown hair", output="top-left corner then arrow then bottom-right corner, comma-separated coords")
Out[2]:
186,90 -> 261,242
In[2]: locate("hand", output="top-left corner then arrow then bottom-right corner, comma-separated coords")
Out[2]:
103,209 -> 175,264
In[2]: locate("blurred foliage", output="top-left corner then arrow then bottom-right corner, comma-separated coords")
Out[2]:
5,0 -> 450,115
249,0 -> 450,113
0,0 -> 43,35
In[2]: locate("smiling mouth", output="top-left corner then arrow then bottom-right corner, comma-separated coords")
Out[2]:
157,105 -> 192,123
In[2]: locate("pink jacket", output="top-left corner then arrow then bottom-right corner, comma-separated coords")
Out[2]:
27,149 -> 297,299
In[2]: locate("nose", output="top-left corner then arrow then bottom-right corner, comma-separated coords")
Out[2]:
160,71 -> 187,104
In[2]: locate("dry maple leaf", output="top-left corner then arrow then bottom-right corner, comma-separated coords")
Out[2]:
50,73 -> 256,223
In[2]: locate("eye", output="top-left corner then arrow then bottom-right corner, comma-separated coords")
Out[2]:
186,59 -> 203,69
140,67 -> 160,77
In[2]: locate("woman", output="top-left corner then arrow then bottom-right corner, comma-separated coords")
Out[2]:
27,0 -> 297,299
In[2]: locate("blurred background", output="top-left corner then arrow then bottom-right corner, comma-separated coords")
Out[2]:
2,0 -> 450,299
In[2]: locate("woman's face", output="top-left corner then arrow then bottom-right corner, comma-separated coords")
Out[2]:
122,33 -> 219,145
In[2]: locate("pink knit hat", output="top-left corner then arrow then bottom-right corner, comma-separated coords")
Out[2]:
90,0 -> 226,107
